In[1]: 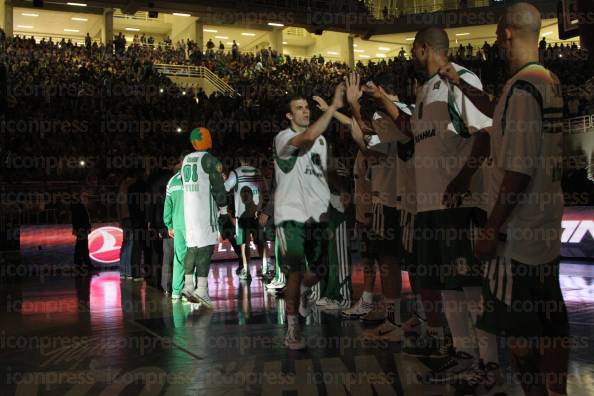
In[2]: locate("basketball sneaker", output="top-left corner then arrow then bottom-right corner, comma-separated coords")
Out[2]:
342,298 -> 374,319
284,327 -> 306,350
362,320 -> 403,342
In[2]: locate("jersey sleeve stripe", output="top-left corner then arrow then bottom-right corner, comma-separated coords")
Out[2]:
501,80 -> 543,136
447,92 -> 471,138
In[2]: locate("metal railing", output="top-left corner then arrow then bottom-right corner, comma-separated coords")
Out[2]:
153,64 -> 236,96
113,10 -> 163,21
565,114 -> 594,135
370,0 -> 490,19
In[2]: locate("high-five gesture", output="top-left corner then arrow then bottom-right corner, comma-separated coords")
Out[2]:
362,80 -> 383,99
344,72 -> 362,106
312,95 -> 329,111
331,82 -> 346,109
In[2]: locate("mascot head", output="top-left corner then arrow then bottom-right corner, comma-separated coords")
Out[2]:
190,127 -> 212,151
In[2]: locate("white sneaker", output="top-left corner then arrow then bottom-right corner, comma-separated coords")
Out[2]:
265,280 -> 278,289
284,327 -> 306,350
298,287 -> 313,318
319,299 -> 351,310
342,298 -> 374,319
266,280 -> 286,289
194,292 -> 214,309
315,297 -> 331,306
171,294 -> 181,302
362,320 -> 403,342
181,287 -> 199,303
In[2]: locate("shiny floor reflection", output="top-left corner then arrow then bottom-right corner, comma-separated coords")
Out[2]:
1,260 -> 593,395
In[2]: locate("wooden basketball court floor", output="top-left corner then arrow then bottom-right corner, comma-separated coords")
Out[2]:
1,258 -> 593,395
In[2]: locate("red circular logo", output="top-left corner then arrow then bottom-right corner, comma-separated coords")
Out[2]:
88,226 -> 123,264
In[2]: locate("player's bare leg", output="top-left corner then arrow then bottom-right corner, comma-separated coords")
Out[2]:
363,256 -> 403,341
541,335 -> 569,396
508,337 -> 547,396
239,234 -> 251,280
343,257 -> 378,318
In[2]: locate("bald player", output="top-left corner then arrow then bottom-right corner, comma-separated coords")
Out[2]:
441,3 -> 569,395
379,26 -> 499,385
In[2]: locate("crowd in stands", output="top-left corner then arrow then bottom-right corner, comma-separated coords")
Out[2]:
0,29 -> 592,218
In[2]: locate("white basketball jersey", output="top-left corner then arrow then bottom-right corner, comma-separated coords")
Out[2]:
182,152 -> 219,248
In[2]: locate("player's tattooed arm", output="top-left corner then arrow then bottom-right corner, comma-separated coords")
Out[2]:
438,63 -> 495,117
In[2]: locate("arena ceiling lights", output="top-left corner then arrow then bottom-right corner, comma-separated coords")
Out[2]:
204,29 -> 218,33
268,22 -> 284,27
66,2 -> 87,6
21,13 -> 39,17
241,33 -> 256,36
173,13 -> 191,17
71,17 -> 88,21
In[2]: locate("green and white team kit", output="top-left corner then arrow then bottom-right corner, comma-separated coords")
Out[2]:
224,166 -> 267,218
411,62 -> 493,212
163,170 -> 186,297
273,127 -> 331,273
487,62 -> 564,265
182,151 -> 223,248
273,128 -> 330,225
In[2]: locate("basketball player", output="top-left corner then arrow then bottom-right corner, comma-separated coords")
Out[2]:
181,127 -> 232,308
341,106 -> 383,321
341,72 -> 407,342
224,152 -> 268,281
344,74 -> 426,336
309,95 -> 355,310
163,157 -> 186,301
274,83 -> 345,350
381,26 -> 498,383
441,3 -> 569,394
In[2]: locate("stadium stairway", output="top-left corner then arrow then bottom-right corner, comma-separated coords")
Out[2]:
153,64 -> 236,97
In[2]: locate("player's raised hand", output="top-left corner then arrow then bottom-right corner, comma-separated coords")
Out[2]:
344,72 -> 362,105
312,95 -> 329,111
331,82 -> 346,109
438,63 -> 460,86
362,80 -> 382,99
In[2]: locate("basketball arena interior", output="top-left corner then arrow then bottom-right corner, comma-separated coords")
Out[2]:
0,0 -> 593,395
